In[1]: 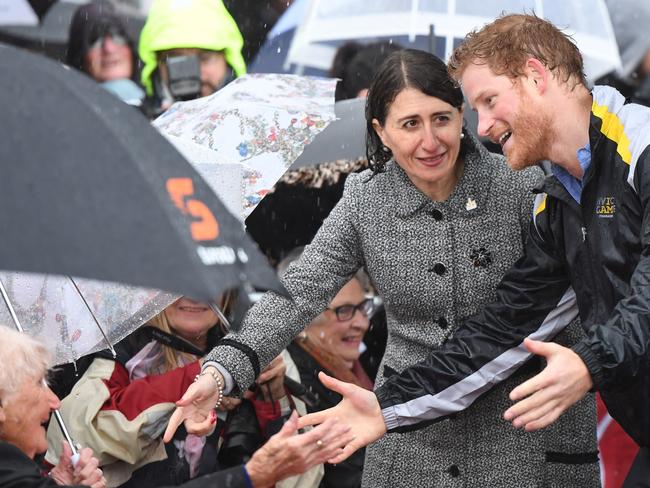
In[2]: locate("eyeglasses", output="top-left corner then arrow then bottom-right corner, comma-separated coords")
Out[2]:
327,298 -> 374,322
89,33 -> 129,52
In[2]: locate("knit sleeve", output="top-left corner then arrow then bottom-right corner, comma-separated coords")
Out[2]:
204,173 -> 366,392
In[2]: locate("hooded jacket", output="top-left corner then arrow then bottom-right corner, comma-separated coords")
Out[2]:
138,0 -> 246,96
375,85 -> 650,447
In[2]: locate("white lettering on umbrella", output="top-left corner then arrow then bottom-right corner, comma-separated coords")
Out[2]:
197,246 -> 237,265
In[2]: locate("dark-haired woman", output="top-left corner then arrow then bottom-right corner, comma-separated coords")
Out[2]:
171,49 -> 599,486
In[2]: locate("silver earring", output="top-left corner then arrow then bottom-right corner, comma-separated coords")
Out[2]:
460,132 -> 465,139
382,145 -> 390,152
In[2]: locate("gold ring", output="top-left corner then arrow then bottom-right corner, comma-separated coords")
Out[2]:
316,439 -> 324,448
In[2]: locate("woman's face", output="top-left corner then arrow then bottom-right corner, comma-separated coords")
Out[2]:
84,34 -> 133,82
373,87 -> 464,200
306,278 -> 370,365
0,373 -> 60,458
165,297 -> 218,342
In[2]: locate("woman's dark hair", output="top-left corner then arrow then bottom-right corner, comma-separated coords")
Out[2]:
331,41 -> 403,102
366,49 -> 468,172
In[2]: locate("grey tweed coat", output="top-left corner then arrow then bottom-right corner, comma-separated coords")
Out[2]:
206,136 -> 599,487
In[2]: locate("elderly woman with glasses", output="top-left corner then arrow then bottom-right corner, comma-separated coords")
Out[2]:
275,249 -> 373,488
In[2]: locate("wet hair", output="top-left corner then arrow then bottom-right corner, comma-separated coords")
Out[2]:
331,41 -> 403,101
366,49 -> 467,172
448,13 -> 586,89
0,326 -> 51,403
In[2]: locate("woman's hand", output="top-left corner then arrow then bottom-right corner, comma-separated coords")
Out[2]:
49,442 -> 106,488
73,447 -> 107,488
245,411 -> 354,488
163,366 -> 223,442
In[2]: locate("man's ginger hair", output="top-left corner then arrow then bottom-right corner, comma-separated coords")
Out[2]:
448,13 -> 586,89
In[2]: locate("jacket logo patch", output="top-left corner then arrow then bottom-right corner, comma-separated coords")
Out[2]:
595,196 -> 616,218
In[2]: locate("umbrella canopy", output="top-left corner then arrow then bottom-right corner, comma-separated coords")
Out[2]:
290,97 -> 366,169
0,272 -> 177,366
250,0 -> 621,85
0,44 -> 282,303
0,0 -> 42,26
155,73 -> 337,220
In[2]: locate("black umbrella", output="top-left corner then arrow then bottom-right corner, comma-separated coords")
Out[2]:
0,44 -> 282,304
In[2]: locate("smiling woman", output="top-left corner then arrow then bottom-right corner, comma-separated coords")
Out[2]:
277,248 -> 373,488
66,0 -> 138,84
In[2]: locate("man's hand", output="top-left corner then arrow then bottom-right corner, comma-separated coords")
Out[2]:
257,355 -> 287,401
163,366 -> 222,442
49,442 -> 106,488
504,338 -> 593,431
245,410 -> 353,488
296,372 -> 387,463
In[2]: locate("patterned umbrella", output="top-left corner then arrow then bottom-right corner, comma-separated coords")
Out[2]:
154,73 -> 337,221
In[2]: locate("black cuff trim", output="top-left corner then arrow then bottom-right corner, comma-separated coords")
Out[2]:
572,341 -> 603,390
545,451 -> 599,465
219,339 -> 261,380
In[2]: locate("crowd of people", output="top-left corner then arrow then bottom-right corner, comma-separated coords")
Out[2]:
2,0 -> 650,487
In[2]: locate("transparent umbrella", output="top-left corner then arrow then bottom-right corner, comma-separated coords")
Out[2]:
252,0 -> 621,85
0,271 -> 177,461
0,272 -> 177,365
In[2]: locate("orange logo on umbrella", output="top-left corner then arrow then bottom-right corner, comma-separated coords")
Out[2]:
166,178 -> 219,241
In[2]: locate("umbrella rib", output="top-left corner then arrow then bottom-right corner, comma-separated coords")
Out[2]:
67,276 -> 117,359
209,301 -> 232,331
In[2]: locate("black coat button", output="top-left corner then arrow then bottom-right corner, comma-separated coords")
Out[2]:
430,209 -> 443,221
438,317 -> 448,329
448,465 -> 460,477
430,262 -> 446,275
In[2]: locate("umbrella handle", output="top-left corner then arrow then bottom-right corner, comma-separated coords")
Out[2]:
52,406 -> 80,460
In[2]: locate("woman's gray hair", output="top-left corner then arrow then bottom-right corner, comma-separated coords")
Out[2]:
0,326 -> 52,402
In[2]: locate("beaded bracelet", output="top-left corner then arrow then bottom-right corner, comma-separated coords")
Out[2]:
195,368 -> 224,410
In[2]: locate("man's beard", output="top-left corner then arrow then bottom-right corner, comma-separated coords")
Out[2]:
505,95 -> 552,171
